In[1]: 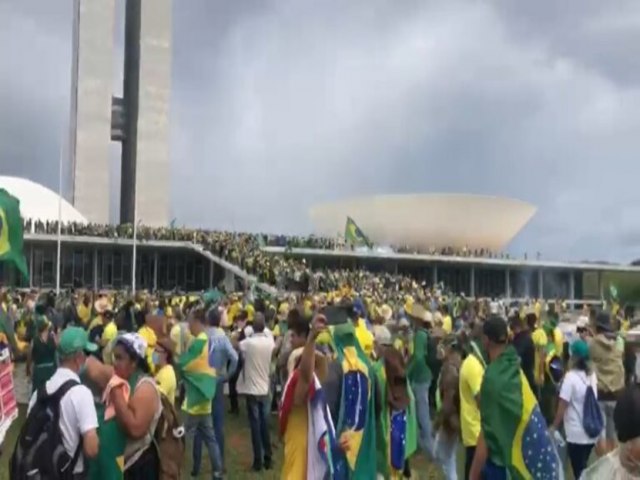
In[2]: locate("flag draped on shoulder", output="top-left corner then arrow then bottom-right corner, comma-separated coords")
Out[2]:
0,189 -> 28,280
280,370 -> 337,479
344,217 -> 372,249
373,358 -> 417,479
480,346 -> 561,480
177,334 -> 216,409
331,323 -> 377,480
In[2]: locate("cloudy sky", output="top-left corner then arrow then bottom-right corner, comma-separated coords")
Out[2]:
1,0 -> 640,263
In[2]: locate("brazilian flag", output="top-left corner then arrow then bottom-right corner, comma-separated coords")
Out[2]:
480,346 -> 560,479
0,189 -> 28,280
344,216 -> 372,249
177,334 -> 217,410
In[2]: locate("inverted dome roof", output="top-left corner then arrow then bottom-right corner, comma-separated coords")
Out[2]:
309,193 -> 536,252
0,176 -> 88,224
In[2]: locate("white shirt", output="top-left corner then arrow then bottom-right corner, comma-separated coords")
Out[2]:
242,325 -> 272,339
237,331 -> 275,396
28,367 -> 99,473
559,370 -> 599,444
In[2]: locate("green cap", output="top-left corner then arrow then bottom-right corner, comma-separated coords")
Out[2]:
58,326 -> 98,356
570,339 -> 590,360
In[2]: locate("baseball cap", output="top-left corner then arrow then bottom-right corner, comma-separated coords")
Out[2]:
570,339 -> 590,360
58,326 -> 97,356
483,315 -> 508,344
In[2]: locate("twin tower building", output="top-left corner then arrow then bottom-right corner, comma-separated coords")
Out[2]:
70,0 -> 171,226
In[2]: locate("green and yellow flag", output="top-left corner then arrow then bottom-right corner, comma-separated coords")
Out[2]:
177,333 -> 216,410
344,216 -> 372,249
0,189 -> 28,280
480,346 -> 560,479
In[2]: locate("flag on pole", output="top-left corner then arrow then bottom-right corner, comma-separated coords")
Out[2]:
0,189 -> 28,280
344,216 -> 372,249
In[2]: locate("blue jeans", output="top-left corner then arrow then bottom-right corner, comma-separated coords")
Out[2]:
246,394 -> 272,468
434,429 -> 458,480
187,413 -> 223,478
412,381 -> 435,460
211,383 -> 226,466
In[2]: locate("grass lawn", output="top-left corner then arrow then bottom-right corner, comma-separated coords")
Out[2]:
0,401 -> 443,480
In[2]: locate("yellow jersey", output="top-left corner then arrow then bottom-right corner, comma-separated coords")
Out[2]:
459,354 -> 485,447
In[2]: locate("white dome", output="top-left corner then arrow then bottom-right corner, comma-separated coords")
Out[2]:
0,176 -> 88,224
310,193 -> 537,252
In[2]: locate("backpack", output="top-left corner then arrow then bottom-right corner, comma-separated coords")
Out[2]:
581,374 -> 604,438
152,392 -> 186,480
10,379 -> 82,480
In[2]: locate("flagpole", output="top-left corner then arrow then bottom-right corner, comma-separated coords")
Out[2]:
132,201 -> 138,295
55,125 -> 64,296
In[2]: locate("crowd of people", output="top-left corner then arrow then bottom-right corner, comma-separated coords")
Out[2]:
0,283 -> 638,479
24,220 -> 520,286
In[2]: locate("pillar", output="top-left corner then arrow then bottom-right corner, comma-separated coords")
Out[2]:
432,264 -> 438,286
93,248 -> 99,290
223,268 -> 234,292
505,269 -> 511,299
470,266 -> 475,297
569,271 -> 575,303
153,251 -> 158,291
209,260 -> 214,289
538,270 -> 544,299
29,244 -> 34,289
598,271 -> 604,300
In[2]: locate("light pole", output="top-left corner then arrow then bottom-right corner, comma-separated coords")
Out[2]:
132,206 -> 141,295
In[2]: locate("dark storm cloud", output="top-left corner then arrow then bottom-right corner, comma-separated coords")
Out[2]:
1,0 -> 640,262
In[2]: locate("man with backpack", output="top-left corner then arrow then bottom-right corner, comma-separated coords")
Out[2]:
12,326 -> 99,479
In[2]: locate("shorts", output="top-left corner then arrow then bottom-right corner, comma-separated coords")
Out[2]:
599,400 -> 617,441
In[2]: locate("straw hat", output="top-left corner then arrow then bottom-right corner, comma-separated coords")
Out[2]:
379,304 -> 393,323
94,297 -> 112,315
407,304 -> 433,325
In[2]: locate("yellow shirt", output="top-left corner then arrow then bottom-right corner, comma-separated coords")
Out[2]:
138,325 -> 157,374
101,321 -> 117,346
354,319 -> 374,358
282,404 -> 308,480
77,304 -> 92,326
442,315 -> 453,334
273,323 -> 282,338
552,327 -> 564,358
170,323 -> 191,357
459,354 -> 484,447
155,364 -> 177,405
532,328 -> 548,386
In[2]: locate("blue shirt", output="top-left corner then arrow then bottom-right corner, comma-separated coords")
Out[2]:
206,327 -> 238,382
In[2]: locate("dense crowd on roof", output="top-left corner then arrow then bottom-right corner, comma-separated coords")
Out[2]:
24,219 -> 515,258
22,220 -> 532,298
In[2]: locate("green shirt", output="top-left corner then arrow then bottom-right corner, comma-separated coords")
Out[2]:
408,328 -> 431,384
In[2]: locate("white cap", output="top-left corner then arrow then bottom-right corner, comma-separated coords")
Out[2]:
576,316 -> 589,329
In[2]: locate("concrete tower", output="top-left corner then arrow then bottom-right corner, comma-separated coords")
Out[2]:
70,0 -> 171,227
69,0 -> 116,224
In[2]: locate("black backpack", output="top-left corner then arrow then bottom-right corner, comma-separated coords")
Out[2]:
10,379 -> 82,480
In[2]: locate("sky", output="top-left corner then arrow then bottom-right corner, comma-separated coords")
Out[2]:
1,0 -> 640,263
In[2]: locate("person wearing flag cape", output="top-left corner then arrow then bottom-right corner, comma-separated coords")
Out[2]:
470,316 -> 561,480
372,325 -> 417,479
325,303 -> 379,480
